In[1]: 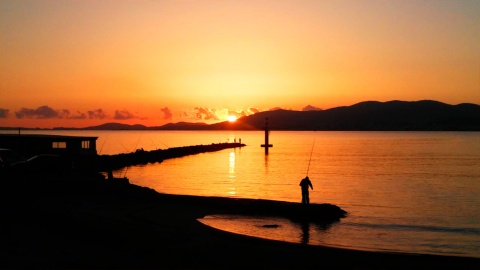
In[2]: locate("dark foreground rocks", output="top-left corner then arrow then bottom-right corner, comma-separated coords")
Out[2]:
1,172 -> 478,269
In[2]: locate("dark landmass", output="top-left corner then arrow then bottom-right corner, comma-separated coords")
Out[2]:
155,121 -> 210,130
1,172 -> 478,269
82,122 -> 149,130
2,100 -> 479,131
74,100 -> 480,131
211,100 -> 480,131
75,121 -> 209,131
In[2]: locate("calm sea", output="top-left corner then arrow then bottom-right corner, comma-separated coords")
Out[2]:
5,130 -> 480,257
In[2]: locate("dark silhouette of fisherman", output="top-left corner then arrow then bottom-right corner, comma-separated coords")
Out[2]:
299,176 -> 313,204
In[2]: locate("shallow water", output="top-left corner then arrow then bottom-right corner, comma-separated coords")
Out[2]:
7,130 -> 480,257
199,213 -> 480,257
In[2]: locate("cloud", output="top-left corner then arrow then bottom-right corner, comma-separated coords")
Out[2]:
88,109 -> 107,119
58,109 -> 85,119
59,109 -> 70,118
161,107 -> 172,120
68,111 -> 87,119
181,106 -> 262,122
114,109 -> 136,120
302,105 -> 322,111
14,106 -> 103,120
0,108 -> 9,118
269,107 -> 284,111
228,109 -> 247,119
248,107 -> 260,114
194,107 -> 219,121
15,106 -> 59,119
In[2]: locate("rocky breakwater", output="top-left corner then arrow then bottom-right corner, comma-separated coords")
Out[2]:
97,142 -> 245,171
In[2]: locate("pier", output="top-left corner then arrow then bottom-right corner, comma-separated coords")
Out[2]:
97,142 -> 245,171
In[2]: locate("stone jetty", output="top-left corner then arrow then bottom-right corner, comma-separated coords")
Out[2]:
97,142 -> 245,171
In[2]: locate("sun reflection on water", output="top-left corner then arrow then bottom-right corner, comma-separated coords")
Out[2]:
229,151 -> 235,177
228,151 -> 236,196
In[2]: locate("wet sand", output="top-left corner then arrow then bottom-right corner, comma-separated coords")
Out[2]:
1,172 -> 478,269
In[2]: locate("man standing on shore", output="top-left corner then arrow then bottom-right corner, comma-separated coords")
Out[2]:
299,176 -> 313,204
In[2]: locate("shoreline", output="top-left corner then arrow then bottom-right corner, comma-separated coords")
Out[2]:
198,215 -> 479,260
1,172 -> 478,269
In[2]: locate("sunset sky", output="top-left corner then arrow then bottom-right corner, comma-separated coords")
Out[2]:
1,0 -> 479,128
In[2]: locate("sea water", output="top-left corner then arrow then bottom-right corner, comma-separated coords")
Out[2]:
4,130 -> 479,257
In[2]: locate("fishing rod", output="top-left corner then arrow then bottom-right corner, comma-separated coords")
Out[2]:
123,134 -> 143,178
98,135 -> 108,155
160,141 -> 170,149
150,138 -> 158,150
306,138 -> 315,176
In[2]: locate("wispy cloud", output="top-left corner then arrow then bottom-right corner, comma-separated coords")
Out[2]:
228,109 -> 246,119
66,110 -> 88,119
302,105 -> 322,111
180,106 -> 262,122
55,109 -> 87,119
15,106 -> 59,119
88,109 -> 107,119
114,109 -> 136,120
248,107 -> 260,114
8,105 -> 264,124
161,107 -> 172,120
0,108 -> 9,118
14,106 -> 105,120
194,107 -> 219,121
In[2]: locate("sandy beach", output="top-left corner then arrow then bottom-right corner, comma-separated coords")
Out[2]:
1,172 -> 478,269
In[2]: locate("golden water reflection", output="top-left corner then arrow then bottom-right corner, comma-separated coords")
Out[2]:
199,215 -> 334,247
228,151 -> 235,177
228,151 -> 236,196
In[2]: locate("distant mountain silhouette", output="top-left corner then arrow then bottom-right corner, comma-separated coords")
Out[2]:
151,122 -> 209,130
8,100 -> 476,131
210,100 -> 480,131
82,122 -> 149,130
73,122 -> 208,130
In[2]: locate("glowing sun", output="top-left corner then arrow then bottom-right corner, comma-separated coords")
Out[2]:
227,115 -> 237,122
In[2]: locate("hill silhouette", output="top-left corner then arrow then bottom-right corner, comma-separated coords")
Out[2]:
82,122 -> 149,130
152,122 -> 209,130
33,100 -> 480,131
211,100 -> 480,131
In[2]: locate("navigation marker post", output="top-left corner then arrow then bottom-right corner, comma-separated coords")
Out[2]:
261,118 -> 273,154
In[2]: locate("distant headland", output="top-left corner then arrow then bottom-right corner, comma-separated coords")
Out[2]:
2,100 -> 479,131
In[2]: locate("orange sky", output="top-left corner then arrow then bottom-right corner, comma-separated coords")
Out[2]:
1,0 -> 479,128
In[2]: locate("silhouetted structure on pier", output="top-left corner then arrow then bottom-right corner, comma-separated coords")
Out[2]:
260,118 -> 273,154
0,134 -> 97,170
